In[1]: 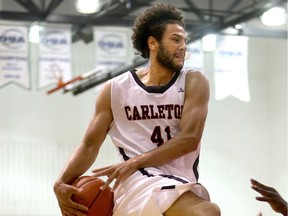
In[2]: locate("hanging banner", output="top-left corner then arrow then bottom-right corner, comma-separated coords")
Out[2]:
38,28 -> 72,89
214,36 -> 250,102
94,29 -> 129,71
0,26 -> 30,89
183,40 -> 203,72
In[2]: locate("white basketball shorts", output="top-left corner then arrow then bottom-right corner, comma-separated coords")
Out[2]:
112,167 -> 210,216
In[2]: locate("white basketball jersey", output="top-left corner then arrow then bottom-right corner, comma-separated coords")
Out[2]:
109,69 -> 201,182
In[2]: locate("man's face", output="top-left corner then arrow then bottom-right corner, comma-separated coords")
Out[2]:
156,24 -> 187,73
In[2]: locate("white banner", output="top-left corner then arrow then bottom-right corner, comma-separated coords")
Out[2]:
38,28 -> 72,89
0,26 -> 29,89
94,29 -> 129,71
183,40 -> 203,72
214,36 -> 250,102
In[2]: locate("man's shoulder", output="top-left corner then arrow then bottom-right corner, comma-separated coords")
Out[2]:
184,70 -> 210,93
185,70 -> 207,81
185,69 -> 203,75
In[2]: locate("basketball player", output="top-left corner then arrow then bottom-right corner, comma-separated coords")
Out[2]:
54,4 -> 220,216
251,178 -> 287,216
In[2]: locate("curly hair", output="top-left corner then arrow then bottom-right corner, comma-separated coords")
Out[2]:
132,4 -> 184,59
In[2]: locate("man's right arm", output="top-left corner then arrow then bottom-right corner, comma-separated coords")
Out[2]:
53,81 -> 113,215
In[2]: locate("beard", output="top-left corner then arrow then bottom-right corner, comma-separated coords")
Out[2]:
156,43 -> 183,73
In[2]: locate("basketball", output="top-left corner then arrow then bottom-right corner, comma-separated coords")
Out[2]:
71,176 -> 114,216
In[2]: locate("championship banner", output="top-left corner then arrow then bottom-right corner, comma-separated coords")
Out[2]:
0,26 -> 29,89
94,29 -> 129,71
183,40 -> 203,72
214,36 -> 250,102
38,28 -> 72,89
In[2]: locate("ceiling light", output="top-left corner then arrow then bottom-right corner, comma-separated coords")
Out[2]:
29,23 -> 43,43
222,27 -> 239,35
235,24 -> 242,30
260,7 -> 287,26
75,0 -> 102,14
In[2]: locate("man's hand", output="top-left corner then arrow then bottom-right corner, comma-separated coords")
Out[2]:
92,158 -> 139,191
251,178 -> 288,216
54,180 -> 89,216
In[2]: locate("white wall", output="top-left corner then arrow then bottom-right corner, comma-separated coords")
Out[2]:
0,36 -> 286,216
199,37 -> 287,216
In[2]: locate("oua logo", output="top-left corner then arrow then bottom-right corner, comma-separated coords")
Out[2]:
0,28 -> 25,49
218,50 -> 243,58
41,30 -> 68,51
98,34 -> 124,54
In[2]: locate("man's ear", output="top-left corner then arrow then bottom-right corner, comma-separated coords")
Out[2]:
147,36 -> 158,51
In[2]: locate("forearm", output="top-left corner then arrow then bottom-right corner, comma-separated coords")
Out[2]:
57,143 -> 99,184
135,133 -> 199,169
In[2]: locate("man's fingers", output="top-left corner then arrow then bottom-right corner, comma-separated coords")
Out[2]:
251,185 -> 265,193
92,165 -> 113,173
59,189 -> 89,215
112,178 -> 121,191
60,203 -> 88,216
111,170 -> 130,191
251,178 -> 277,198
69,200 -> 89,212
70,186 -> 83,195
252,184 -> 276,198
92,166 -> 115,178
92,162 -> 133,191
66,208 -> 86,216
100,172 -> 117,190
92,170 -> 110,177
255,196 -> 273,203
60,208 -> 66,216
251,179 -> 273,191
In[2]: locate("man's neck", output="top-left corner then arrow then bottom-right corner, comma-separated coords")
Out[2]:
136,64 -> 175,86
